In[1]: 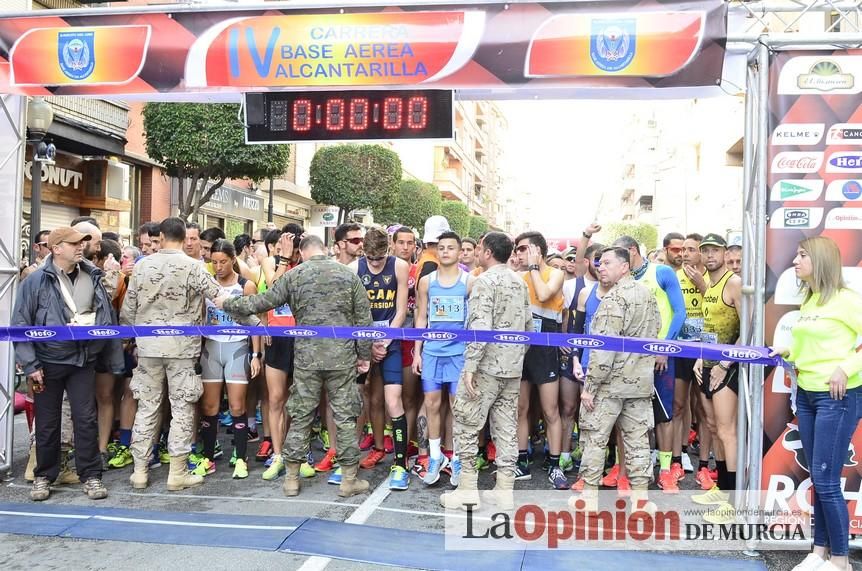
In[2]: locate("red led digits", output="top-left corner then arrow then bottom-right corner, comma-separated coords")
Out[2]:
407,96 -> 427,129
349,98 -> 369,131
325,99 -> 345,131
383,97 -> 403,130
292,99 -> 311,131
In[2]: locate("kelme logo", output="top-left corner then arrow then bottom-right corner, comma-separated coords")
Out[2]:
24,329 -> 56,339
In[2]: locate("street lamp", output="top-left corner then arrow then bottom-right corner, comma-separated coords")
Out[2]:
26,97 -> 55,265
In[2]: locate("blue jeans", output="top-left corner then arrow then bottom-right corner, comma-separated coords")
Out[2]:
796,386 -> 860,556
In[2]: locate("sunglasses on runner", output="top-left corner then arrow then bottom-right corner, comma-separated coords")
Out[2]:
366,255 -> 386,262
342,237 -> 364,245
565,256 -> 576,262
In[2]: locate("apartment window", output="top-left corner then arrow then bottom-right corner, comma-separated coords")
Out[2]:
828,11 -> 841,32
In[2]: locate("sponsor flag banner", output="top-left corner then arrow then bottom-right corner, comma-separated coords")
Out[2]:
0,1 -> 725,96
767,50 -> 862,534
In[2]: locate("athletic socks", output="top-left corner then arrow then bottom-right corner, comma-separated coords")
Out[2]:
658,450 -> 672,472
201,415 -> 218,461
391,415 -> 408,469
699,459 -> 709,471
119,429 -> 132,448
671,455 -> 682,467
233,412 -> 248,461
716,460 -> 728,489
548,454 -> 560,469
429,438 -> 442,461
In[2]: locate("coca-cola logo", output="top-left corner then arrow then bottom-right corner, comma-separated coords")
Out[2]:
772,152 -> 823,173
776,156 -> 818,169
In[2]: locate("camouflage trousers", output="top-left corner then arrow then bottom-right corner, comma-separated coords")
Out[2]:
60,393 -> 73,449
452,372 -> 520,477
579,395 -> 654,489
130,357 -> 202,465
284,367 -> 362,466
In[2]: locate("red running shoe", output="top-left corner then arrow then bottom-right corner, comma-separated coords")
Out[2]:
601,464 -> 620,487
658,469 -> 680,494
487,440 -> 497,463
360,448 -> 386,469
314,448 -> 338,472
255,440 -> 273,462
358,433 -> 375,452
670,462 -> 685,483
571,478 -> 585,493
384,435 -> 394,454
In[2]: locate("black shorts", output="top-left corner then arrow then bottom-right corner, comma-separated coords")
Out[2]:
264,336 -> 294,375
702,364 -> 739,400
522,317 -> 560,385
676,357 -> 697,383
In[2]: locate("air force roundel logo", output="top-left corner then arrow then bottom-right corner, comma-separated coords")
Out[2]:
590,19 -> 636,73
58,31 -> 95,81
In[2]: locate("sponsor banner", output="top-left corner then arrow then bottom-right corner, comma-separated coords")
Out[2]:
767,50 -> 862,535
767,207 -> 823,230
771,123 -> 824,146
826,151 -> 862,173
2,324 -> 783,366
826,123 -> 862,145
310,205 -> 339,227
769,179 -> 823,202
443,490 -> 810,551
0,1 -> 726,95
770,152 -> 823,174
825,179 -> 862,201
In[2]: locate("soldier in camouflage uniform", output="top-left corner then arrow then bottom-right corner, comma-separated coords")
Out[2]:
120,217 -> 239,492
219,234 -> 374,498
441,232 -> 533,511
570,247 -> 660,512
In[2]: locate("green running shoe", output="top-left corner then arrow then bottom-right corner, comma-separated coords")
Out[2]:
232,458 -> 248,479
107,445 -> 133,469
262,455 -> 285,481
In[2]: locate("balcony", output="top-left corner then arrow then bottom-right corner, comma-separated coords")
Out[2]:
49,96 -> 129,141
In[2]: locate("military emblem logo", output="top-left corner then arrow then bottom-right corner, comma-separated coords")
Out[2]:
58,31 -> 95,81
590,19 -> 636,73
382,275 -> 393,285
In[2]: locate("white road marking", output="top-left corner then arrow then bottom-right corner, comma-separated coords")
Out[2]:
93,515 -> 296,530
0,510 -> 88,519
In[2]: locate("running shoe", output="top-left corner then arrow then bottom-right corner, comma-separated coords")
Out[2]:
514,462 -> 531,481
148,449 -> 161,469
256,440 -> 273,462
682,454 -> 695,473
213,441 -> 223,459
191,458 -> 215,476
232,458 -> 249,479
571,478 -> 586,493
670,462 -> 685,483
407,441 -> 419,459
692,485 -> 730,506
30,476 -> 50,501
247,428 -> 260,444
422,455 -> 450,486
658,469 -> 679,494
411,455 -> 429,479
688,428 -> 698,447
107,445 -> 133,469
360,448 -> 386,469
601,464 -> 620,487
703,502 -> 736,525
229,449 -> 238,468
388,465 -> 409,490
158,443 -> 170,465
487,440 -> 496,463
107,441 -> 119,456
328,467 -> 342,485
709,468 -> 718,481
616,476 -> 632,498
383,434 -> 394,455
449,458 -> 461,487
83,477 -> 108,500
320,429 -> 331,451
475,455 -> 491,472
441,449 -> 453,476
219,412 -> 233,427
315,448 -> 338,472
548,466 -> 568,490
300,462 -> 316,478
262,455 -> 285,481
358,433 -> 375,452
695,467 -> 716,491
559,455 -> 575,473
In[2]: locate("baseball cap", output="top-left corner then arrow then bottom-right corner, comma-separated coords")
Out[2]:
699,233 -> 728,249
47,227 -> 91,249
546,251 -> 563,263
422,215 -> 450,244
562,246 -> 577,260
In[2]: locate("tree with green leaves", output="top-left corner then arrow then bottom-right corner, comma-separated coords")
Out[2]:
143,103 -> 290,221
603,221 -> 658,251
309,144 -> 402,225
373,179 -> 442,229
440,200 -> 471,237
468,215 -> 488,240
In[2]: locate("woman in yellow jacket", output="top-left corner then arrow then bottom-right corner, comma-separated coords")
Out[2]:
772,236 -> 862,571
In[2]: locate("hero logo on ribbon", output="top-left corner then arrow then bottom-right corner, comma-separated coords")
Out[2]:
421,331 -> 458,341
590,19 -> 636,73
24,329 -> 56,339
282,329 -> 317,337
566,337 -> 605,348
493,333 -> 530,343
87,328 -> 119,337
352,330 -> 387,339
721,348 -> 762,361
771,123 -> 824,146
217,328 -> 248,335
58,31 -> 95,80
769,179 -> 823,202
826,152 -> 862,173
771,152 -> 823,174
642,342 -> 682,354
152,328 -> 183,336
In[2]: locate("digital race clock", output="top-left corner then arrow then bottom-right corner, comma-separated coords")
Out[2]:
245,90 -> 454,144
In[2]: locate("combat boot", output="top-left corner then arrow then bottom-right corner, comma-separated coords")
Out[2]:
568,483 -> 599,512
129,460 -> 149,490
167,455 -> 203,491
24,442 -> 36,482
630,488 -> 657,516
55,449 -> 79,485
482,471 -> 515,510
440,470 -> 479,511
338,464 -> 369,498
283,462 -> 302,497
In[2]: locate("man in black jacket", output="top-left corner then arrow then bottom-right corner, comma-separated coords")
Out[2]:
13,227 -> 122,501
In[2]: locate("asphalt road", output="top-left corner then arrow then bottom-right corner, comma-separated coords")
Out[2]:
1,413 -> 859,570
